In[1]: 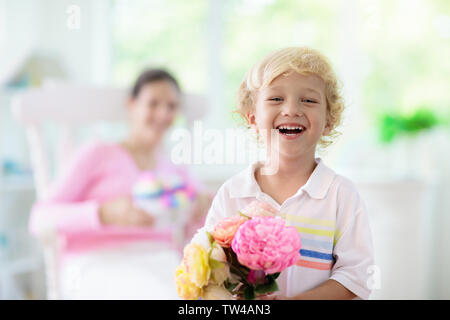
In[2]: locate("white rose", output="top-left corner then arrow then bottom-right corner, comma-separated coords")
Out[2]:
202,285 -> 233,300
210,243 -> 226,262
211,262 -> 230,285
228,272 -> 241,284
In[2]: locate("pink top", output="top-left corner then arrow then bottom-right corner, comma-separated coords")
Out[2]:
29,142 -> 202,254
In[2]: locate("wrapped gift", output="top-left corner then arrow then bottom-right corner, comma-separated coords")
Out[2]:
132,170 -> 196,228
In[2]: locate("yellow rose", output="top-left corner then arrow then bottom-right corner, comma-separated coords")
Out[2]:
183,243 -> 211,287
175,264 -> 202,300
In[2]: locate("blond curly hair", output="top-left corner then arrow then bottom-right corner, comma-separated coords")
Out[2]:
235,47 -> 345,148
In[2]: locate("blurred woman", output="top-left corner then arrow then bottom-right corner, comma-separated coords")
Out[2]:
29,69 -> 210,299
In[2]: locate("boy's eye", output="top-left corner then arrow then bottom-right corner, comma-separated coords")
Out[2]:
268,97 -> 283,102
302,98 -> 317,103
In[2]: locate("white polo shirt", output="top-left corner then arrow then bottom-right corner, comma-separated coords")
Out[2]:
201,158 -> 374,299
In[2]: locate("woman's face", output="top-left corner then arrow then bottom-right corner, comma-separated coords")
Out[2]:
128,80 -> 180,145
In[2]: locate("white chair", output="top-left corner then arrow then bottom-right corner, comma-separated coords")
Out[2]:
11,82 -> 208,299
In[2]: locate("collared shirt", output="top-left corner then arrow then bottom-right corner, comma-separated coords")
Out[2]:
201,157 -> 374,299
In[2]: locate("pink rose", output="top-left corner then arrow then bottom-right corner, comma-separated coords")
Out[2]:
211,216 -> 248,248
231,216 -> 301,274
241,200 -> 279,218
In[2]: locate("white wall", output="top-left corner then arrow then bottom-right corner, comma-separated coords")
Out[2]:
0,0 -> 113,165
1,0 -> 111,85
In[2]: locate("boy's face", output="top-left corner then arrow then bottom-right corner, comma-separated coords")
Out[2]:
248,71 -> 330,160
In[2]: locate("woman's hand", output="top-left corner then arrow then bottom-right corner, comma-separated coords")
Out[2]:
99,196 -> 155,227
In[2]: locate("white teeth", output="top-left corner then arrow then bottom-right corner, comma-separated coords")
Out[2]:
276,125 -> 305,130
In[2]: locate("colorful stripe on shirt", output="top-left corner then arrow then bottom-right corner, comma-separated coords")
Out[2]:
281,213 -> 337,271
296,259 -> 333,270
300,249 -> 333,261
295,248 -> 334,271
301,238 -> 333,251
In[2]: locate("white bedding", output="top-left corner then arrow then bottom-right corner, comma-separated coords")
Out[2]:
59,241 -> 181,299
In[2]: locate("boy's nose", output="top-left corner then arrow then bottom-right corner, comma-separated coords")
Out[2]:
281,100 -> 301,117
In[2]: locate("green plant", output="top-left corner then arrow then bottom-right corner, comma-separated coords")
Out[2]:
378,107 -> 439,143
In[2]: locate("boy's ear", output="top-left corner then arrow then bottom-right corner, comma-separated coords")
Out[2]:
246,112 -> 257,129
323,120 -> 332,135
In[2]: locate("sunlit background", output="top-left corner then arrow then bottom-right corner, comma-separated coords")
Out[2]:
0,0 -> 449,299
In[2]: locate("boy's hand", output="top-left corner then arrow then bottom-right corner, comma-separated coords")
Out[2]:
254,292 -> 291,300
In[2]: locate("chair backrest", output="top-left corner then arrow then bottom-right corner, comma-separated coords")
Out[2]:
11,82 -> 208,200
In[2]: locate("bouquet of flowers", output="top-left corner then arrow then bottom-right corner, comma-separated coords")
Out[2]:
174,201 -> 301,300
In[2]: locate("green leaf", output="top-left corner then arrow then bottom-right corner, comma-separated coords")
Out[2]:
272,272 -> 281,280
254,277 -> 279,295
244,286 -> 255,300
209,258 -> 224,269
210,240 -> 217,252
224,280 -> 238,292
205,231 -> 214,245
238,211 -> 251,219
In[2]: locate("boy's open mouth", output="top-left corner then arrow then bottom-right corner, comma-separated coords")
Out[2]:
275,124 -> 306,138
